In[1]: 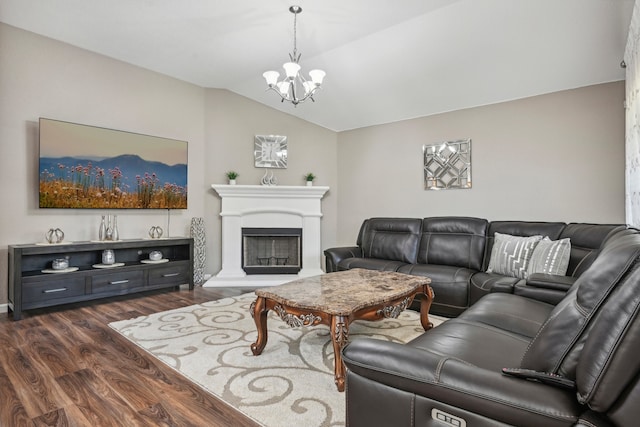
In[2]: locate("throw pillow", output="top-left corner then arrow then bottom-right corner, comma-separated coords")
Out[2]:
526,236 -> 571,276
487,232 -> 543,279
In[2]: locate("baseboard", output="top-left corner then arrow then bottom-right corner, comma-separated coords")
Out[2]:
0,303 -> 7,314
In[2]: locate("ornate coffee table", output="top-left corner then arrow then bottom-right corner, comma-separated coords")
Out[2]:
250,268 -> 434,392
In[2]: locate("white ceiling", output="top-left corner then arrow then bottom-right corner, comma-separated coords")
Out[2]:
0,0 -> 634,131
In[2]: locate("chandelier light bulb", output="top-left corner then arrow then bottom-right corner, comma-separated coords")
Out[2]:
303,81 -> 314,95
277,81 -> 290,96
262,5 -> 326,106
283,62 -> 301,79
263,71 -> 280,87
309,69 -> 326,86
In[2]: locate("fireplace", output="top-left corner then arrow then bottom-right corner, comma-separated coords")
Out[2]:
206,184 -> 329,287
242,228 -> 302,274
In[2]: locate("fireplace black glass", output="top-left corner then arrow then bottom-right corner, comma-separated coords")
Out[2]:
242,228 -> 302,274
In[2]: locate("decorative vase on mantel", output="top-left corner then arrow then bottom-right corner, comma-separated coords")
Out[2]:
190,217 -> 206,285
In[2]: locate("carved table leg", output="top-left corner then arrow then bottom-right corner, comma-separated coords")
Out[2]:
251,297 -> 269,355
420,285 -> 435,331
330,315 -> 349,392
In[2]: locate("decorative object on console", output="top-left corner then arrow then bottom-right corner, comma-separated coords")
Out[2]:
262,6 -> 326,106
100,214 -> 120,241
149,250 -> 163,261
51,257 -> 69,270
190,217 -> 206,285
102,249 -> 116,265
261,169 -> 278,186
45,228 -> 65,244
149,225 -> 164,239
225,171 -> 239,185
423,139 -> 472,190
38,118 -> 187,209
254,135 -> 287,168
304,172 -> 315,186
98,215 -> 107,241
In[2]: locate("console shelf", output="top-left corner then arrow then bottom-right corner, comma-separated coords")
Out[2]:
8,238 -> 194,320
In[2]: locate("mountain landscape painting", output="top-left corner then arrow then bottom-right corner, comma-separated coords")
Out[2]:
39,118 -> 188,209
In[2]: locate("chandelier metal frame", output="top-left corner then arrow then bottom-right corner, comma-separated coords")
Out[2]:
262,5 -> 326,106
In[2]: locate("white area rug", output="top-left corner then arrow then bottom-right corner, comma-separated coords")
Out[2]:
109,292 -> 444,427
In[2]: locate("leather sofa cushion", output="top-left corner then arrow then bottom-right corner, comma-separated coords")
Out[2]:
397,263 -> 474,316
338,257 -> 408,272
458,292 -> 553,338
417,217 -> 488,270
360,218 -> 422,264
408,308 -> 532,371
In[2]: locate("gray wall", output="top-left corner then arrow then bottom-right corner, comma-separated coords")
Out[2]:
336,81 -> 626,244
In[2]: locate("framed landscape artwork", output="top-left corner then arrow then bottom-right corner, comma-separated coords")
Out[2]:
39,118 -> 188,209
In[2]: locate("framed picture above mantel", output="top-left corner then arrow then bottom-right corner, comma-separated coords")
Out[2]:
254,135 -> 288,169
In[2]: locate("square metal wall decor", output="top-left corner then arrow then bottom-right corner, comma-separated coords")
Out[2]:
254,135 -> 288,168
423,139 -> 472,190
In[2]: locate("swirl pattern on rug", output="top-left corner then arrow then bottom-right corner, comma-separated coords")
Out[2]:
109,292 -> 444,427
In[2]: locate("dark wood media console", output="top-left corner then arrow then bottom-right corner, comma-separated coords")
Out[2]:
8,237 -> 194,320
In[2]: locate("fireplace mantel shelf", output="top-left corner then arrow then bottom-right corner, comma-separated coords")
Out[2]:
212,184 -> 329,199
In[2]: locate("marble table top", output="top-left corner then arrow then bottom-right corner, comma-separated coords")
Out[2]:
255,268 -> 431,315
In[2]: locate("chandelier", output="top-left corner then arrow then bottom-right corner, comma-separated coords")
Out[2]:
262,5 -> 326,106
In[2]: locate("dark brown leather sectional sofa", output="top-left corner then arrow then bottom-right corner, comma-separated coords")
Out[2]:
325,217 -> 640,426
325,217 -> 622,317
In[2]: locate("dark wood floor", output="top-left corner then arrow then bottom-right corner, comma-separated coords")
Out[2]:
0,285 -> 261,427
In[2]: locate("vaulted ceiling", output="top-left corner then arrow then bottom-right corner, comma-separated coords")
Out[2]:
1,0 -> 634,131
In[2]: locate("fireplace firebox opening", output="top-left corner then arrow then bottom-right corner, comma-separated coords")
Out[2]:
242,228 -> 302,275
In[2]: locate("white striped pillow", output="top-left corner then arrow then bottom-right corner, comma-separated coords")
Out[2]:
487,232 -> 543,279
526,236 -> 571,276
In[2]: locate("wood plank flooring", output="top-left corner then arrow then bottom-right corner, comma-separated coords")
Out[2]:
0,285 -> 261,427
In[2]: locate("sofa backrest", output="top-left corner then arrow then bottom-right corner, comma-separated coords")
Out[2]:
558,223 -> 625,277
519,227 -> 640,382
575,252 -> 640,424
483,221 -> 566,269
360,218 -> 422,264
417,217 -> 488,270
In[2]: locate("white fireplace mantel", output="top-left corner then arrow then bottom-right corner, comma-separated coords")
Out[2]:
204,184 -> 329,287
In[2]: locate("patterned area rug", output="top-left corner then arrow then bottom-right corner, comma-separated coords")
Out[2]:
109,292 -> 445,427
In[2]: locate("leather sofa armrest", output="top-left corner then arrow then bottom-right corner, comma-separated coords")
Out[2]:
512,274 -> 576,305
490,277 -> 526,293
324,246 -> 362,272
343,339 -> 582,426
526,273 -> 575,291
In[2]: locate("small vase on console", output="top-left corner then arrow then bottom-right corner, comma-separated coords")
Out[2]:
98,215 -> 107,241
111,215 -> 119,241
100,214 -> 120,241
